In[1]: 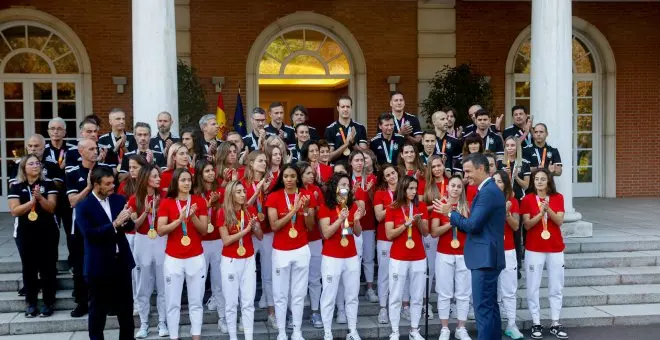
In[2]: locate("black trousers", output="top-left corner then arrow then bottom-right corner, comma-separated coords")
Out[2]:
71,225 -> 88,305
15,225 -> 59,306
56,200 -> 73,264
86,257 -> 134,340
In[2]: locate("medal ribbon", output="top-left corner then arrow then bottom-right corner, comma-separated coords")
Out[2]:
58,149 -> 65,166
26,184 -> 36,216
393,114 -> 405,132
175,196 -> 192,237
451,203 -> 458,244
536,195 -> 549,231
339,126 -> 351,147
402,203 -> 413,241
439,178 -> 446,198
387,189 -> 394,202
237,210 -> 245,248
284,190 -> 299,226
203,191 -> 212,219
352,174 -> 365,190
381,139 -> 393,163
252,182 -> 263,215
147,196 -> 156,231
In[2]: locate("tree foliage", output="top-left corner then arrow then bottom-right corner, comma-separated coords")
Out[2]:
177,59 -> 208,129
420,64 -> 493,128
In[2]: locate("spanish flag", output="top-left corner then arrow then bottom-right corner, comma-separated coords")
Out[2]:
216,92 -> 228,139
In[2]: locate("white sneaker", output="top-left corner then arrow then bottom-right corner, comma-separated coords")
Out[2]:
277,333 -> 288,340
135,323 -> 149,339
336,310 -> 347,324
401,306 -> 411,321
454,327 -> 471,340
425,303 -> 434,319
438,327 -> 451,340
291,331 -> 305,340
324,331 -> 334,340
378,307 -> 389,324
504,326 -> 524,340
268,314 -> 278,329
157,322 -> 169,337
207,297 -> 218,311
218,317 -> 229,334
258,294 -> 267,309
409,330 -> 425,340
389,332 -> 400,340
346,330 -> 362,340
365,288 -> 378,303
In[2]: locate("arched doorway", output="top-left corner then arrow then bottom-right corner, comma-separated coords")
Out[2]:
505,18 -> 617,197
0,9 -> 92,211
246,12 -> 367,135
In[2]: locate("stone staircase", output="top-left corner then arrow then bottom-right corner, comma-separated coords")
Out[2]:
1,235 -> 660,339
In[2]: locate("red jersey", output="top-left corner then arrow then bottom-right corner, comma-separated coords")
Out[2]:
265,188 -> 314,251
200,188 -> 224,241
316,163 -> 333,184
504,197 -> 519,251
305,184 -> 323,242
242,179 -> 271,233
353,174 -> 376,231
117,182 -> 136,234
127,194 -> 159,235
386,202 -> 428,261
432,203 -> 467,255
520,193 -> 565,253
373,188 -> 395,241
157,195 -> 208,259
217,206 -> 257,259
317,203 -> 359,258
160,167 -> 195,196
267,170 -> 280,193
466,185 -> 478,203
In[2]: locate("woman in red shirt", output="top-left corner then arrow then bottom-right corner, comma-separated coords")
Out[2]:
156,168 -> 208,340
397,141 -> 425,181
492,170 -> 524,340
521,168 -> 567,340
318,173 -> 366,340
301,140 -> 333,185
297,161 -> 324,328
430,176 -> 471,340
373,163 -> 398,324
218,181 -> 263,340
265,164 -> 316,340
160,143 -> 193,197
192,159 -> 228,332
385,176 -> 428,340
215,141 -> 240,188
265,144 -> 283,192
242,151 -> 276,326
128,164 -> 169,338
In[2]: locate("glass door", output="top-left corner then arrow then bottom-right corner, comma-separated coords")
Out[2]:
573,76 -> 600,197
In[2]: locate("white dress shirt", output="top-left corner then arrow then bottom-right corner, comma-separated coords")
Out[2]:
92,192 -> 118,253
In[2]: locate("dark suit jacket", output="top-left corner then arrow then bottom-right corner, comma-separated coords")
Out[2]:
75,193 -> 136,277
450,178 -> 505,270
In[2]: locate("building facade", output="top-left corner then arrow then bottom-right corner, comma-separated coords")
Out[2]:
0,0 -> 659,213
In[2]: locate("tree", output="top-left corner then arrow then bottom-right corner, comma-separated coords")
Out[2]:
420,64 -> 493,129
177,59 -> 207,129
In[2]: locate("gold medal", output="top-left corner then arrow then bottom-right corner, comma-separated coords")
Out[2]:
450,239 -> 460,249
181,235 -> 191,246
148,229 -> 157,239
288,227 -> 298,239
116,163 -> 121,172
405,239 -> 415,249
237,245 -> 246,256
28,211 -> 38,221
258,212 -> 265,222
207,223 -> 214,234
340,237 -> 349,247
343,148 -> 350,156
541,230 -> 551,240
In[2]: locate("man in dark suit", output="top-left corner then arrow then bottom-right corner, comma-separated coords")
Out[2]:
435,152 -> 506,340
75,166 -> 135,340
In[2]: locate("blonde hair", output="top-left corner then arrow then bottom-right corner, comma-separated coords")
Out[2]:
449,176 -> 469,217
16,154 -> 44,184
167,142 -> 188,169
422,155 -> 445,205
222,181 -> 248,229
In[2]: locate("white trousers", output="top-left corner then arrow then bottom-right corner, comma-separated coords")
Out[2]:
127,233 -> 138,304
361,230 -> 376,283
202,239 -> 225,318
320,255 -> 360,332
308,239 -> 322,311
272,246 -> 310,334
259,233 -> 274,307
435,253 -> 471,321
423,235 -> 438,294
498,249 -> 518,326
164,254 -> 206,338
222,255 -> 257,340
526,250 -> 564,324
388,258 -> 426,331
376,241 -> 392,308
336,234 -> 362,312
134,233 -> 167,324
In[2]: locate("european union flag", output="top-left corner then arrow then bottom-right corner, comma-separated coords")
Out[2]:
233,92 -> 247,137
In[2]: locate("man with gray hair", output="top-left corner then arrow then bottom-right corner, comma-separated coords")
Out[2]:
98,108 -> 137,172
199,113 -> 222,159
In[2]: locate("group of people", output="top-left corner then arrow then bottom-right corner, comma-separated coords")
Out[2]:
7,91 -> 569,340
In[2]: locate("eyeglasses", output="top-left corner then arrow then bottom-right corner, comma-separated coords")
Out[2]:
26,161 -> 41,167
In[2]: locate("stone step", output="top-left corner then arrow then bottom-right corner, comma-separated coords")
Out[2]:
519,266 -> 660,288
564,251 -> 660,268
564,236 -> 660,254
4,283 -> 660,314
2,303 -> 660,337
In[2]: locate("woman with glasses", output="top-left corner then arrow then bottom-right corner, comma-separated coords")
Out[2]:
8,154 -> 59,317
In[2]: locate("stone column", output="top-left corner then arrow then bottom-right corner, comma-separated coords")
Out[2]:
132,0 -> 179,136
530,0 -> 592,237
